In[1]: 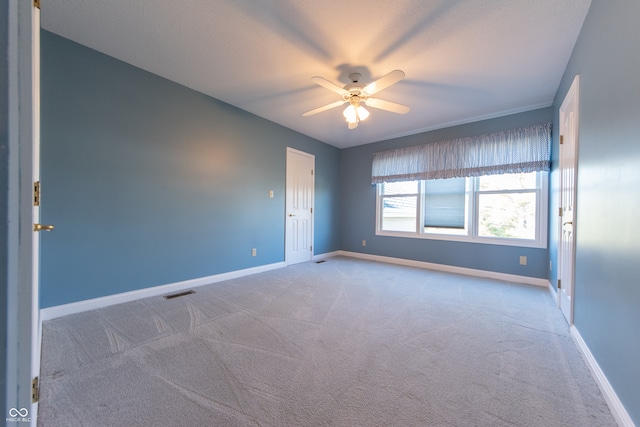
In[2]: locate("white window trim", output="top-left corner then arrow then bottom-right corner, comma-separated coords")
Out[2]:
376,172 -> 548,249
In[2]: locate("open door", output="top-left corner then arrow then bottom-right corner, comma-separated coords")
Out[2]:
558,75 -> 579,325
285,148 -> 314,265
30,1 -> 47,422
6,1 -> 42,425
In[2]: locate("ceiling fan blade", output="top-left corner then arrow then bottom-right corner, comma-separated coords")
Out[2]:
363,70 -> 405,95
348,121 -> 358,130
302,100 -> 346,116
365,98 -> 410,114
310,76 -> 349,96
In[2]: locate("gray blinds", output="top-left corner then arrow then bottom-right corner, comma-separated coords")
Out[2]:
423,177 -> 466,229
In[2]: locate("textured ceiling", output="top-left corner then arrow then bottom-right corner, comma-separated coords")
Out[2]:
41,0 -> 591,149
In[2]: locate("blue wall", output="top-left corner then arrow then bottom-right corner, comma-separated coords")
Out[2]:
340,108 -> 553,278
551,0 -> 640,422
40,31 -> 341,308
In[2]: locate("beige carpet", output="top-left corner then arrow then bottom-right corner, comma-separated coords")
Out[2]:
38,257 -> 615,426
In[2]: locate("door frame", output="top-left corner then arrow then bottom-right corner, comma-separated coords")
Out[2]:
6,0 -> 40,424
557,75 -> 580,325
285,147 -> 315,265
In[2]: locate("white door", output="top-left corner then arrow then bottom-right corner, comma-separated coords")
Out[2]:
7,1 -> 42,424
285,148 -> 314,264
558,75 -> 579,324
31,3 -> 46,422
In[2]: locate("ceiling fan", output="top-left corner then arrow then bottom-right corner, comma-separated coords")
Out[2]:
303,70 -> 410,129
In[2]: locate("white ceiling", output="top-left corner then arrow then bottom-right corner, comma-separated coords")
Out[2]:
41,0 -> 591,149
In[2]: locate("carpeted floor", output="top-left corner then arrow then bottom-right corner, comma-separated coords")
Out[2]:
38,257 -> 616,426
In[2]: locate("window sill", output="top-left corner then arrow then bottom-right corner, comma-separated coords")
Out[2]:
376,230 -> 547,249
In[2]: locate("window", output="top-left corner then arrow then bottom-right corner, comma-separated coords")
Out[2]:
422,177 -> 471,237
476,173 -> 539,240
423,177 -> 467,229
371,124 -> 551,247
377,171 -> 548,248
379,181 -> 418,232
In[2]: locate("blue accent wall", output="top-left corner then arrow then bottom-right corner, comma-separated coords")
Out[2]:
40,31 -> 341,308
551,0 -> 640,422
340,108 -> 553,278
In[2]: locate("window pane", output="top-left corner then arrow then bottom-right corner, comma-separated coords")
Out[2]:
479,172 -> 536,191
382,196 -> 417,232
382,181 -> 418,195
478,192 -> 536,239
424,178 -> 466,228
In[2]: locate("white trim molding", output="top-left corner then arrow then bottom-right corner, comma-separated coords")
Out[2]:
547,280 -> 558,303
41,251 -> 343,320
570,326 -> 635,427
41,249 -> 547,322
337,251 -> 549,287
313,251 -> 341,262
40,262 -> 286,321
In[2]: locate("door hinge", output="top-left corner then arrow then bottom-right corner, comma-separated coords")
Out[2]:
557,279 -> 562,290
310,245 -> 313,252
32,377 -> 39,403
311,169 -> 314,176
310,207 -> 313,214
33,181 -> 41,206
560,134 -> 564,144
559,207 -> 563,217
33,0 -> 40,10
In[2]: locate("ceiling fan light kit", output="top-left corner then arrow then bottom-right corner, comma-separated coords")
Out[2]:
304,70 -> 410,129
343,100 -> 369,125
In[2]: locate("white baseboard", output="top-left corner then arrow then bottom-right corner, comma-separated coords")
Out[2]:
336,251 -> 549,287
38,250 -> 635,426
40,251 -> 349,321
41,250 -> 546,321
335,251 -> 635,425
547,280 -> 558,303
313,251 -> 341,262
40,262 -> 286,321
570,326 -> 635,427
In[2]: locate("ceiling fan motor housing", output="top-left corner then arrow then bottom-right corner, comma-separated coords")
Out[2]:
343,74 -> 367,103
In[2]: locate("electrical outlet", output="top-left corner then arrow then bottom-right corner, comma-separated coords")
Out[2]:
269,190 -> 273,198
362,240 -> 366,247
519,256 -> 527,266
549,261 -> 553,271
251,248 -> 257,257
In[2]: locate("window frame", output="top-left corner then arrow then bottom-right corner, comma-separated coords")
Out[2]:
375,172 -> 548,248
378,182 -> 420,233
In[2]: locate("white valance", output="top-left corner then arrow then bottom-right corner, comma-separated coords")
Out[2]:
371,123 -> 551,184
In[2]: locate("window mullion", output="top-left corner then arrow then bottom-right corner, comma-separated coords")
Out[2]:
471,176 -> 478,238
418,181 -> 424,234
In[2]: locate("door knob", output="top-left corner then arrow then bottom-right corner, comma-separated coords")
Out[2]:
34,223 -> 55,232
288,214 -> 296,217
563,221 -> 573,226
